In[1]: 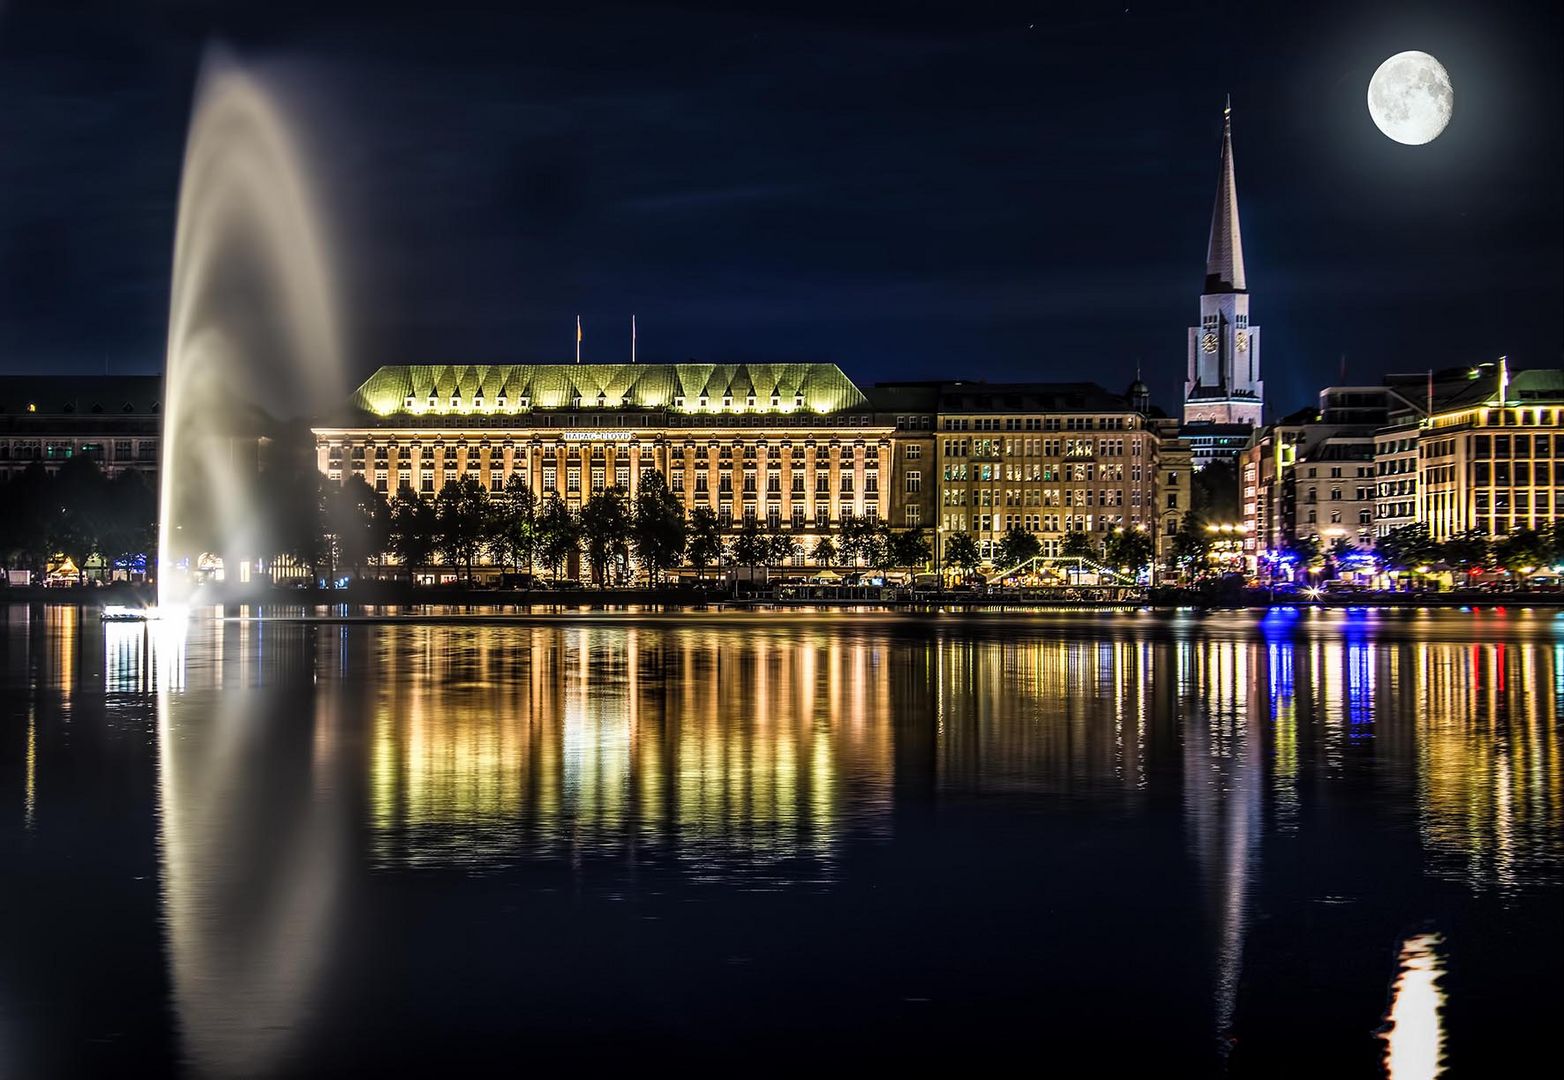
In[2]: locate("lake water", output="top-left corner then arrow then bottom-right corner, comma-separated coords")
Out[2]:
2,605 -> 1559,1077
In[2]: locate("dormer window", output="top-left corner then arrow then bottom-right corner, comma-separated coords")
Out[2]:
770,396 -> 780,408
699,395 -> 709,409
674,395 -> 686,409
722,396 -> 733,409
496,396 -> 507,410
450,395 -> 461,408
596,392 -> 607,406
572,395 -> 583,408
519,395 -> 530,408
427,394 -> 438,408
404,396 -> 415,410
746,395 -> 756,409
794,394 -> 805,409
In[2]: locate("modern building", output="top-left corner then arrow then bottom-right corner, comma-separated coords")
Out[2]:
0,375 -> 163,482
1184,100 -> 1264,429
1410,365 -> 1563,541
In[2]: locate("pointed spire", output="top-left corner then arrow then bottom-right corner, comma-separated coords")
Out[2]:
1205,96 -> 1247,293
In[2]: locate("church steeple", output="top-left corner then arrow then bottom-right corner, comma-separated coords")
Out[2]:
1204,96 -> 1246,294
1184,96 -> 1263,429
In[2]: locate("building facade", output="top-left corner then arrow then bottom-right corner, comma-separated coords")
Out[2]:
313,364 -> 900,567
918,382 -> 1163,565
1240,386 -> 1412,567
1410,367 -> 1563,542
1184,101 -> 1263,429
0,376 -> 163,482
313,366 -> 1174,575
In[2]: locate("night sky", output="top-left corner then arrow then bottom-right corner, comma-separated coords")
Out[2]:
0,0 -> 1559,416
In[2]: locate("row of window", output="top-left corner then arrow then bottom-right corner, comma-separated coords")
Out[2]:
1471,461 -> 1556,486
937,438 -> 1141,459
942,488 -> 1143,508
942,462 -> 1143,483
0,439 -> 157,461
330,442 -> 882,465
1470,434 -> 1564,459
939,512 -> 1135,535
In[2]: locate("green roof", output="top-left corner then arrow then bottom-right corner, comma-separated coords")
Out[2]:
350,363 -> 869,418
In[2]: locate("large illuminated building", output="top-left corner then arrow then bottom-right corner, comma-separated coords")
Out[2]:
313,364 -> 1170,574
314,363 -> 894,567
1407,364 -> 1563,541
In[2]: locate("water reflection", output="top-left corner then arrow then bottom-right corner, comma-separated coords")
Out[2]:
154,617 -> 347,1078
1411,638 -> 1564,891
365,626 -> 894,881
1381,933 -> 1448,1079
3,609 -> 1559,1074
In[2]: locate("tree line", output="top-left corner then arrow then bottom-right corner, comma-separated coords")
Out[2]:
265,470 -> 942,587
0,459 -> 157,583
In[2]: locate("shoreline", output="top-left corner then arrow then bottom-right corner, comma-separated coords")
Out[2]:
6,583 -> 1564,614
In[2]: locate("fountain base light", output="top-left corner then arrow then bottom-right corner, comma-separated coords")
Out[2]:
101,605 -> 160,622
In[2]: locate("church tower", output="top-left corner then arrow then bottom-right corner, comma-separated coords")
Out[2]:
1184,99 -> 1263,427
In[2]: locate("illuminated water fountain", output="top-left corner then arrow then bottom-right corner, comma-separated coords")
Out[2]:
157,48 -> 344,610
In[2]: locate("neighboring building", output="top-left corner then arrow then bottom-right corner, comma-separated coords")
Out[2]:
1412,365 -> 1564,542
1241,385 -> 1413,567
0,375 -> 163,482
314,363 -> 894,569
1373,424 -> 1422,537
919,381 -> 1162,566
1184,100 -> 1263,429
1150,415 -> 1193,568
864,383 -> 939,533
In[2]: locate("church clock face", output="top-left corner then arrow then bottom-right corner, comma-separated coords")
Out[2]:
1201,332 -> 1219,354
1235,331 -> 1249,353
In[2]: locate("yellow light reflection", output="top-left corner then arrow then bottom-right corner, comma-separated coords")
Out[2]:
363,625 -> 894,878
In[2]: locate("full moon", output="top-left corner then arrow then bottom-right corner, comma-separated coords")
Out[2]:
1368,51 -> 1453,145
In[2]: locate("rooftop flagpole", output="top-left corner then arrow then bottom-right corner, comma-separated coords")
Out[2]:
632,314 -> 637,364
576,315 -> 582,364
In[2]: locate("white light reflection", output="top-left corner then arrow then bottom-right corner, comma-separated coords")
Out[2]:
1380,932 -> 1447,1079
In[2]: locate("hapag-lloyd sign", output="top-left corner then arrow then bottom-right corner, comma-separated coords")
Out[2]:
561,431 -> 635,442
